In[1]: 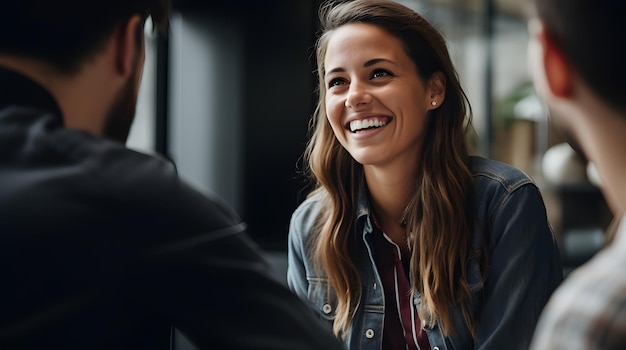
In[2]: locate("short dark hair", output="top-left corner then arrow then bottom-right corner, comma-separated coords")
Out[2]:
535,0 -> 626,111
0,0 -> 171,74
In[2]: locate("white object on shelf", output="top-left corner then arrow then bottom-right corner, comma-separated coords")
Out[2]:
542,143 -> 588,185
586,162 -> 603,188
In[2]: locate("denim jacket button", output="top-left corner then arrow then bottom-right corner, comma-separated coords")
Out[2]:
433,347 -> 440,350
322,303 -> 332,314
365,329 -> 375,339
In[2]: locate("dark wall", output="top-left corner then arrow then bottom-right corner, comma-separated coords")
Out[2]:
242,1 -> 321,250
170,0 -> 323,250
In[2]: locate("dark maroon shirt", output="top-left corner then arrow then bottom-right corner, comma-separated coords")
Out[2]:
371,224 -> 431,350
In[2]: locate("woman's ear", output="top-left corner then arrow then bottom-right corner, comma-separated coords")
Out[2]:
427,71 -> 446,110
114,15 -> 144,77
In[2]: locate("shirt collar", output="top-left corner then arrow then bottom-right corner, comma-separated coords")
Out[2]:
0,66 -> 63,123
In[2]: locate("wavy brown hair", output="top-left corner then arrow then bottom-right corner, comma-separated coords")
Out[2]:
304,0 -> 484,339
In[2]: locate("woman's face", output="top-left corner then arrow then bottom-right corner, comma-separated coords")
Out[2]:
324,23 -> 442,169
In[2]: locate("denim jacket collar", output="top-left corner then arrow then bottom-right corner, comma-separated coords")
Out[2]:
355,179 -> 374,237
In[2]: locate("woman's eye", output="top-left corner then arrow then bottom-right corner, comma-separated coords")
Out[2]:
371,69 -> 392,79
328,78 -> 346,88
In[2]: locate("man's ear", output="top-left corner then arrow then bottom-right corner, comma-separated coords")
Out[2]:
115,15 -> 144,77
538,23 -> 572,98
427,71 -> 446,110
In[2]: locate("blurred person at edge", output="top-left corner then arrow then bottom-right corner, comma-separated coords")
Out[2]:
528,0 -> 626,349
287,0 -> 563,349
0,1 -> 344,349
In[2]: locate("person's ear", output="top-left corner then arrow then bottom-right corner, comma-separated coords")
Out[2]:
115,15 -> 144,77
537,22 -> 572,97
427,71 -> 446,110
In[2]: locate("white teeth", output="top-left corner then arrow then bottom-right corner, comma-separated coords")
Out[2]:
349,118 -> 387,132
350,120 -> 362,132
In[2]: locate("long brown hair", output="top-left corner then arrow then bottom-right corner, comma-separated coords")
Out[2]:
304,0 -> 482,338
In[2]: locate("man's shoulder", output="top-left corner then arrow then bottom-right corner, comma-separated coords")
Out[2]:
532,248 -> 626,349
2,127 -> 239,232
52,129 -> 177,190
76,138 -> 242,228
562,244 -> 626,298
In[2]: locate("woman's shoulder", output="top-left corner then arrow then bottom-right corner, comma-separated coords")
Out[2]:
469,155 -> 535,193
290,190 -> 326,239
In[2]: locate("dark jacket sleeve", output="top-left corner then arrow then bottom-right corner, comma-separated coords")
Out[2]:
133,180 -> 344,350
475,184 -> 563,349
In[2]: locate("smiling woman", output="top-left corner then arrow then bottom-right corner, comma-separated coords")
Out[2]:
286,0 -> 563,349
323,22 -> 442,170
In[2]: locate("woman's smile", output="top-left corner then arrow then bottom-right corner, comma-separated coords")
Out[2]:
348,116 -> 390,133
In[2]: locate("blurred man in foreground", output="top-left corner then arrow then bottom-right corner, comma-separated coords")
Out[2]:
0,1 -> 343,348
528,0 -> 626,348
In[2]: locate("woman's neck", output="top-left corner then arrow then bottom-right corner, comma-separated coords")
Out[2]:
364,164 -> 417,244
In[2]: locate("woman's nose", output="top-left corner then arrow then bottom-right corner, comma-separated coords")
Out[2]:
345,83 -> 371,108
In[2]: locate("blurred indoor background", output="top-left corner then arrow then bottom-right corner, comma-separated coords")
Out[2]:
128,0 -> 612,283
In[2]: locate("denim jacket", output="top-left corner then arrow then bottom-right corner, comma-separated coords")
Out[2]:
287,156 -> 563,350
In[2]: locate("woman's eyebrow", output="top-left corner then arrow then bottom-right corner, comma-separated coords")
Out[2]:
325,58 -> 395,77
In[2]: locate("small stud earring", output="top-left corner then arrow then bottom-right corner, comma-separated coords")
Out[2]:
431,101 -> 437,106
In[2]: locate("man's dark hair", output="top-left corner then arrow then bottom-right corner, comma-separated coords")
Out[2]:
536,0 -> 626,112
0,0 -> 171,74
